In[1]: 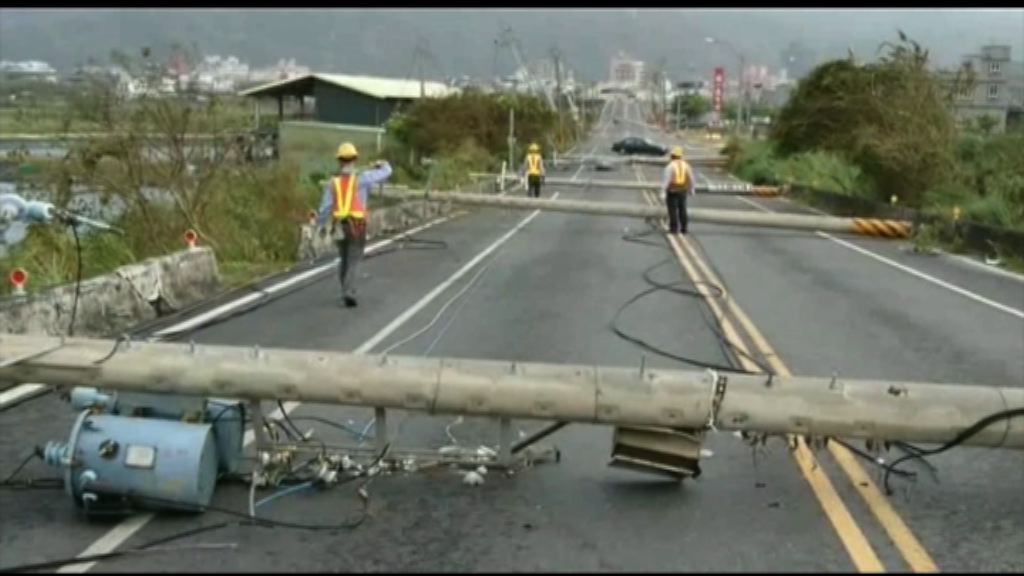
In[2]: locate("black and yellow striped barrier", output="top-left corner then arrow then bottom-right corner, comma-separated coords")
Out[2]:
851,218 -> 912,239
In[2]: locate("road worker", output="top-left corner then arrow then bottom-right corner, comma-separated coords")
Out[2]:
521,143 -> 545,198
661,145 -> 696,235
316,142 -> 392,308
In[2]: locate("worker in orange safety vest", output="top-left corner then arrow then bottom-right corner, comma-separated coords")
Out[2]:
661,146 -> 696,235
521,142 -> 546,198
316,142 -> 392,308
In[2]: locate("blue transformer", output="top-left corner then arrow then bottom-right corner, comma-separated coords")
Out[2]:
45,410 -> 219,514
67,387 -> 244,476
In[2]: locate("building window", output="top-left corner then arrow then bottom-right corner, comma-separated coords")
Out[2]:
989,61 -> 1001,75
988,84 -> 999,99
958,85 -> 972,100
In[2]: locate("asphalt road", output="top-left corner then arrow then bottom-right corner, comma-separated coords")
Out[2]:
1,97 -> 1022,573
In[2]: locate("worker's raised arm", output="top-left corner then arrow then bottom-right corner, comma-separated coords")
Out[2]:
316,180 -> 334,226
359,161 -> 393,187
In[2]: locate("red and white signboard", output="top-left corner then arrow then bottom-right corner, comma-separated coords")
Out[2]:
713,67 -> 725,121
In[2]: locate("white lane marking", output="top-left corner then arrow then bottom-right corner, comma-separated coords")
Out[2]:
776,197 -> 1024,283
777,195 -> 831,216
0,384 -> 47,410
57,515 -> 155,574
53,213 -> 458,572
739,197 -> 1024,320
737,196 -> 774,213
154,216 -> 452,337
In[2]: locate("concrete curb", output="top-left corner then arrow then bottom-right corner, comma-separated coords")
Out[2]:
0,248 -> 220,337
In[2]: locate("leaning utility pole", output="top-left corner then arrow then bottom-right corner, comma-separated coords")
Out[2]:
552,47 -> 564,148
3,335 -> 1021,450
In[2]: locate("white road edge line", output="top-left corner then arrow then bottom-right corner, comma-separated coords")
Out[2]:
817,232 -> 1024,320
777,196 -> 1024,284
57,194 -> 558,574
738,196 -> 1024,320
154,215 -> 453,337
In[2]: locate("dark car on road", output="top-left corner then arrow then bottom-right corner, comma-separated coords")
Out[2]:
611,137 -> 668,156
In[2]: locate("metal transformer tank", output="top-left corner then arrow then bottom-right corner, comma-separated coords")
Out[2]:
44,410 -> 219,514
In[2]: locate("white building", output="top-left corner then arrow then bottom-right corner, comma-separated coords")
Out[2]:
609,51 -> 645,88
0,60 -> 58,82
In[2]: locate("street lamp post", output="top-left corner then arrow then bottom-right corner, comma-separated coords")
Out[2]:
705,36 -> 745,133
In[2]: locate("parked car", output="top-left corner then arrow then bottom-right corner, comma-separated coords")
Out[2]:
611,137 -> 668,156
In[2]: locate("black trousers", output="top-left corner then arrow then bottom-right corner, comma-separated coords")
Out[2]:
666,191 -> 689,233
335,218 -> 367,299
527,175 -> 542,198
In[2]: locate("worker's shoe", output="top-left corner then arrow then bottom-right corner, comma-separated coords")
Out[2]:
343,296 -> 358,308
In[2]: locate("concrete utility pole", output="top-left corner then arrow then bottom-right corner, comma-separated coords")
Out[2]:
3,335 -> 1021,449
369,187 -> 913,238
552,47 -> 563,146
515,176 -> 781,197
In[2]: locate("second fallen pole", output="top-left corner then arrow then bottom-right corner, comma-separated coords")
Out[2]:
374,187 -> 912,238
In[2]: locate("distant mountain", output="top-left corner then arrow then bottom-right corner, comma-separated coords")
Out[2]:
1,9 -> 1021,82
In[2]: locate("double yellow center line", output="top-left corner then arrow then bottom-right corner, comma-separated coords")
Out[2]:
633,166 -> 938,573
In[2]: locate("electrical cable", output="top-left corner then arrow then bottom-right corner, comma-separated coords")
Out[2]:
829,438 -> 916,479
275,400 -> 328,457
0,541 -> 236,574
1,450 -> 39,485
0,448 -> 64,491
254,480 -> 315,510
288,416 -> 375,441
379,249 -> 502,356
92,334 -> 129,365
882,408 -> 1024,495
611,220 -> 770,375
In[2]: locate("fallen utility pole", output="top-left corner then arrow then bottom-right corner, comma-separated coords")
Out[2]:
494,175 -> 783,197
2,335 -> 1021,449
556,154 -> 727,167
374,187 -> 912,238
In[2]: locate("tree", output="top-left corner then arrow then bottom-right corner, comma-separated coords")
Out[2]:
975,114 -> 999,136
771,32 -> 956,207
672,93 -> 711,122
59,45 -> 251,255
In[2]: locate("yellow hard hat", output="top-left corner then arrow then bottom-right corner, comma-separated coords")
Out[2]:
670,146 -> 684,158
336,142 -> 358,160
528,143 -> 540,152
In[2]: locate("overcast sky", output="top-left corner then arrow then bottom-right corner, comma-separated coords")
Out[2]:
1,9 -> 1021,81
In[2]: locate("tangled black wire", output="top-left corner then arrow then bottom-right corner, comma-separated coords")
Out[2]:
612,219 -> 773,375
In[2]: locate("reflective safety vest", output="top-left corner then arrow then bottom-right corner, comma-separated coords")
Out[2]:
332,174 -> 366,220
526,153 -> 542,176
669,160 -> 690,191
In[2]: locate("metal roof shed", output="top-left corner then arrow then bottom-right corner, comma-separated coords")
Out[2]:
240,73 -> 455,128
